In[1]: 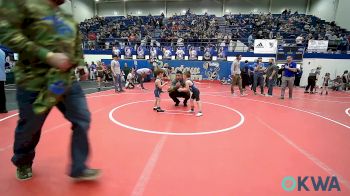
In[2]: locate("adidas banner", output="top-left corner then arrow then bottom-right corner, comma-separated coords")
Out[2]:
254,39 -> 278,54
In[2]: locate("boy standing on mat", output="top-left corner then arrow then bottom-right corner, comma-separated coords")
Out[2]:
320,73 -> 330,95
178,71 -> 203,117
0,0 -> 100,180
153,69 -> 168,112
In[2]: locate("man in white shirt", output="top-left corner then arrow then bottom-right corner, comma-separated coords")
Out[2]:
176,48 -> 185,60
111,55 -> 124,93
296,35 -> 304,45
231,54 -> 246,96
189,48 -> 197,60
163,48 -> 172,59
136,68 -> 152,89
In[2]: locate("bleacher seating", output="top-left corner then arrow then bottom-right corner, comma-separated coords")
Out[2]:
79,11 -> 350,53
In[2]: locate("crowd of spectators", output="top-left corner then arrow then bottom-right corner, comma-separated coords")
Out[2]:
79,9 -> 350,53
225,9 -> 349,52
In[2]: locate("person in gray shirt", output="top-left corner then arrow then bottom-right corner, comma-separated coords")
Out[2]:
265,59 -> 279,96
111,55 -> 124,93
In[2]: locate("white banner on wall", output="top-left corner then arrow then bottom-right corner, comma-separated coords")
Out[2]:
308,40 -> 329,53
254,39 -> 278,54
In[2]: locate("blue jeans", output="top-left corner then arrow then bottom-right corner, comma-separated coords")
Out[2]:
253,74 -> 264,94
12,82 -> 91,177
268,78 -> 276,96
114,74 -> 123,91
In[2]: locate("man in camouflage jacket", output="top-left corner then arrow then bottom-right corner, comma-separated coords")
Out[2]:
0,0 -> 100,181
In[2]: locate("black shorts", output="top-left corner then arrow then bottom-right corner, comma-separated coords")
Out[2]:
96,72 -> 104,78
191,90 -> 200,101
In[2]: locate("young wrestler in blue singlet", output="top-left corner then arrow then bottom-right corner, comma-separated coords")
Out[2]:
153,69 -> 168,112
178,71 -> 203,117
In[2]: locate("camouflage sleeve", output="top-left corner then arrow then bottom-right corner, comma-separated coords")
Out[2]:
0,0 -> 51,61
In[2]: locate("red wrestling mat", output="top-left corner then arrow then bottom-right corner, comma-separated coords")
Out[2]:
1,82 -> 350,196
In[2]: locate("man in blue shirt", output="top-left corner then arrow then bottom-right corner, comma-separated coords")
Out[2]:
280,56 -> 298,99
0,49 -> 7,113
253,57 -> 265,95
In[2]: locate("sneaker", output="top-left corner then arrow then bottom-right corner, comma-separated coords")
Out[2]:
16,165 -> 33,181
157,108 -> 165,112
183,102 -> 188,107
304,91 -> 309,93
175,101 -> 180,107
196,112 -> 203,117
279,97 -> 284,100
188,110 -> 195,113
265,94 -> 273,97
260,93 -> 265,96
254,92 -> 257,95
153,107 -> 158,111
72,169 -> 101,181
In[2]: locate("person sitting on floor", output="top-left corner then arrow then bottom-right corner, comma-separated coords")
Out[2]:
125,68 -> 135,89
333,76 -> 343,91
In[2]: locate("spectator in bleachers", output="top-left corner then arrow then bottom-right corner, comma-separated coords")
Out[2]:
79,9 -> 349,53
296,34 -> 304,46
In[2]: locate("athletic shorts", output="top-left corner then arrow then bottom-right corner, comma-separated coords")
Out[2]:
154,89 -> 161,98
96,71 -> 104,78
191,89 -> 200,101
